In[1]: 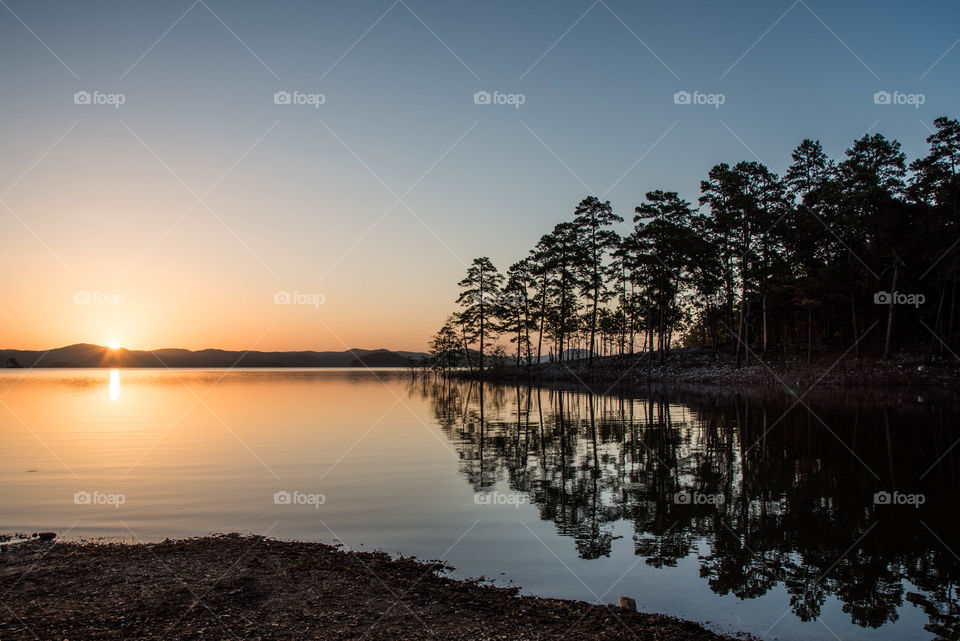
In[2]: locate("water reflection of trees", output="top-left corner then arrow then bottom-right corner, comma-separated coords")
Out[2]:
413,378 -> 960,639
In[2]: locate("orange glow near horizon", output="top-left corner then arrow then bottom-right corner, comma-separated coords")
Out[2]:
0,276 -> 449,353
0,151 -> 458,355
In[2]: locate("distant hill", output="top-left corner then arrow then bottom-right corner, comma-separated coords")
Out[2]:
0,344 -> 429,368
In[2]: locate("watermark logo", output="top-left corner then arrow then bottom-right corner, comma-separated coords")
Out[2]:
873,490 -> 925,508
474,491 -> 528,508
465,291 -> 503,306
873,90 -> 925,109
273,290 -> 325,308
874,291 -> 925,308
499,292 -> 526,309
673,491 -> 725,505
701,292 -> 726,307
73,490 -> 125,509
673,91 -> 725,108
274,90 -> 325,108
273,490 -> 325,508
74,290 -> 125,307
73,90 -> 125,109
464,291 -> 524,308
473,90 -> 525,109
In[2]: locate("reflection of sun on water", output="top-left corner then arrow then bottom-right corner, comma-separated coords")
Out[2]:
109,369 -> 120,401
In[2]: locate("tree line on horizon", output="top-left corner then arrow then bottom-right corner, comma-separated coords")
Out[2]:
429,117 -> 960,376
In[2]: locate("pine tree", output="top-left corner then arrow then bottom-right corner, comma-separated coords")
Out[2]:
456,257 -> 504,378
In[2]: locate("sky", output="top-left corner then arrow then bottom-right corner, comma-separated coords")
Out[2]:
0,0 -> 957,352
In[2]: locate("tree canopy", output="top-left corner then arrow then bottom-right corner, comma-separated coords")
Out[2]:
431,119 -> 960,371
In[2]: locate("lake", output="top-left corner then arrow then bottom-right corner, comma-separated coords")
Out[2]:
1,368 -> 957,640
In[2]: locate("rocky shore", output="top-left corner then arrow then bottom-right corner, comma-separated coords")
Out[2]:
464,348 -> 960,391
0,534 -> 745,641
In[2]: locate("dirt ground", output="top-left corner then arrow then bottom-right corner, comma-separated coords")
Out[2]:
0,534 -> 744,641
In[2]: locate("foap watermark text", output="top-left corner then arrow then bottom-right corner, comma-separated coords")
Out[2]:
674,491 -> 725,505
473,91 -> 525,109
874,291 -> 924,308
673,91 -> 725,108
274,91 -> 325,108
74,490 -> 125,509
873,91 -> 925,108
75,290 -> 125,307
274,290 -> 325,308
874,490 -> 925,508
274,490 -> 325,508
74,90 -> 125,108
474,491 -> 528,508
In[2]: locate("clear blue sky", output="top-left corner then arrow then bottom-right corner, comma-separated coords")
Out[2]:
0,0 -> 957,350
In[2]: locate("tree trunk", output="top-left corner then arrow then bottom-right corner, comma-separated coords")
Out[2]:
783,320 -> 788,359
459,317 -> 474,373
478,269 -> 485,379
536,275 -> 547,365
949,276 -> 957,353
658,305 -> 665,364
735,289 -> 747,369
742,299 -> 750,366
931,287 -> 946,358
882,260 -> 898,360
849,250 -> 859,358
516,321 -> 522,367
589,277 -> 598,367
524,300 -> 532,368
762,294 -> 768,353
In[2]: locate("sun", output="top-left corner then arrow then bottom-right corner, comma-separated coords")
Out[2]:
108,340 -> 121,350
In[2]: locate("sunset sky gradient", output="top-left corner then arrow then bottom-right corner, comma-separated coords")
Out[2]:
1,0 -> 957,351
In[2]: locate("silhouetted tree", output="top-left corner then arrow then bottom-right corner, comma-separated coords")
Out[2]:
572,196 -> 623,365
428,316 -> 464,373
456,257 -> 504,378
432,118 -> 960,369
629,190 -> 697,361
501,259 -> 536,367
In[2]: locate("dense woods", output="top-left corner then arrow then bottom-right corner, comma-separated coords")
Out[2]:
430,118 -> 960,375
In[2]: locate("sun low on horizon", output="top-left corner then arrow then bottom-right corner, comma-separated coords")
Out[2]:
1,2 -> 955,357
1,3 -> 959,641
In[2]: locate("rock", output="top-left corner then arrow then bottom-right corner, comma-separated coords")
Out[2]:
618,596 -> 636,611
36,532 -> 57,542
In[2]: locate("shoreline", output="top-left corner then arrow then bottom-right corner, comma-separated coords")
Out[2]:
449,348 -> 960,391
0,534 -> 743,641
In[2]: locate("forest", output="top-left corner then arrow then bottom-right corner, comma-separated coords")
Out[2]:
429,117 -> 960,376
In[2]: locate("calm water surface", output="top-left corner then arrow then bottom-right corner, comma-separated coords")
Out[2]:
1,369 -> 958,641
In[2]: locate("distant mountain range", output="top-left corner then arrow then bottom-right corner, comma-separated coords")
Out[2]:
0,344 -> 429,368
